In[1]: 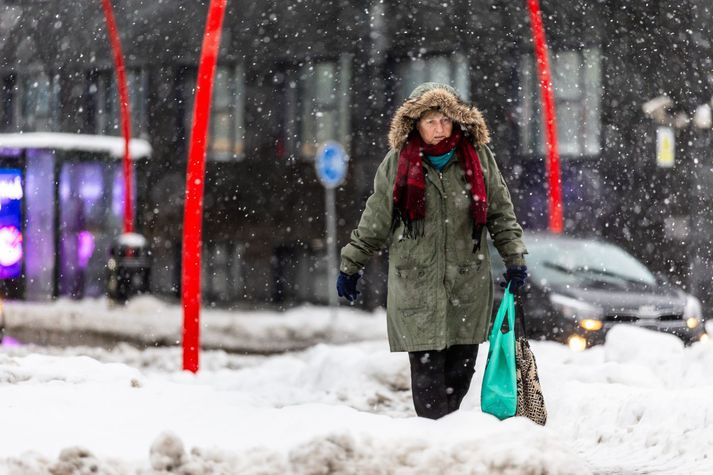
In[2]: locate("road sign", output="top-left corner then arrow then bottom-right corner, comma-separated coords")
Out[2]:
656,127 -> 675,168
314,141 -> 348,315
315,141 -> 348,189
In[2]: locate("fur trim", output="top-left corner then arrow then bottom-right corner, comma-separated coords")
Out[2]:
388,88 -> 490,150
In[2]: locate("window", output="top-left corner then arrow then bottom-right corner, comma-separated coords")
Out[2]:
395,53 -> 470,103
519,48 -> 602,157
20,71 -> 60,132
202,241 -> 245,303
0,75 -> 15,131
183,65 -> 246,161
94,69 -> 148,138
295,55 -> 351,158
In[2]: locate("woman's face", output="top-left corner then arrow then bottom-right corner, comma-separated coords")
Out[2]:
417,111 -> 453,145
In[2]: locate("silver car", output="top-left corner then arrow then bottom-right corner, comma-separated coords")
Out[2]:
491,233 -> 709,350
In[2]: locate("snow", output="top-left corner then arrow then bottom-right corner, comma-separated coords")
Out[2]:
2,296 -> 385,353
0,132 -> 152,159
0,301 -> 712,474
116,233 -> 148,248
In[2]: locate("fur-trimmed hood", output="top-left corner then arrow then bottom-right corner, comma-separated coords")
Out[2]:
388,82 -> 490,150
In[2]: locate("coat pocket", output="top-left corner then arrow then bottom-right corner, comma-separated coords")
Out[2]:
449,262 -> 485,306
393,266 -> 429,310
392,266 -> 436,345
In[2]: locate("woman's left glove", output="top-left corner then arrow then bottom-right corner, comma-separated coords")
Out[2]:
336,271 -> 361,302
501,265 -> 528,294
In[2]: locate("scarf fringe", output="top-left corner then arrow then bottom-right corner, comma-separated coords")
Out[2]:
392,129 -> 486,253
393,213 -> 482,252
472,223 -> 485,253
392,210 -> 425,239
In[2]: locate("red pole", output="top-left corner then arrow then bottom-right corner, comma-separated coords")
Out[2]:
527,0 -> 564,233
100,0 -> 134,234
182,0 -> 228,373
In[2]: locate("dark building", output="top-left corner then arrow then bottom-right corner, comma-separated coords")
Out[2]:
1,1 -> 712,312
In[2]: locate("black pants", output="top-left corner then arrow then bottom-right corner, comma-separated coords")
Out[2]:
408,344 -> 479,419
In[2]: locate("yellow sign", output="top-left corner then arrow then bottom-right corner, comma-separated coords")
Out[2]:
656,127 -> 675,168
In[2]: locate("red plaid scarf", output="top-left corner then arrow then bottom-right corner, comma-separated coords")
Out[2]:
393,127 -> 488,251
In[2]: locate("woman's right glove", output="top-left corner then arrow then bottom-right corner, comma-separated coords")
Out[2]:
336,271 -> 361,302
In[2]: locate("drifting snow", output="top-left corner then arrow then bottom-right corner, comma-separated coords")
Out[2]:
0,316 -> 711,473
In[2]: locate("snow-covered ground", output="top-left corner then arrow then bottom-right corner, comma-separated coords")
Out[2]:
1,296 -> 385,353
0,301 -> 712,474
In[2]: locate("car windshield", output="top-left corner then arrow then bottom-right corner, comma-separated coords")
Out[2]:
525,237 -> 657,288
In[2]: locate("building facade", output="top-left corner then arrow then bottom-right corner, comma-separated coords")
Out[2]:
1,0 -> 712,311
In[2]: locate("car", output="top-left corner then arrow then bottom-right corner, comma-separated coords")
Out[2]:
490,232 -> 708,350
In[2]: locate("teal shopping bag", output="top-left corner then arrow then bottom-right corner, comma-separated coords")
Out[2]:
481,286 -> 517,420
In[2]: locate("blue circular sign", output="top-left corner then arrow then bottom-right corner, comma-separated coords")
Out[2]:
315,141 -> 348,189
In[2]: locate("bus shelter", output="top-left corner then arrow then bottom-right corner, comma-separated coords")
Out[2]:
0,133 -> 151,300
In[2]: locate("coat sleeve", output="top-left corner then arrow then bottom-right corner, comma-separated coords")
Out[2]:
339,150 -> 397,275
481,144 -> 528,267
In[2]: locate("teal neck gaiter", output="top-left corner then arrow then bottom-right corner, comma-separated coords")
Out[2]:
426,148 -> 456,172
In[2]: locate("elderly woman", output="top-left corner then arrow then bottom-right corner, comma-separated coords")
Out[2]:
337,82 -> 527,419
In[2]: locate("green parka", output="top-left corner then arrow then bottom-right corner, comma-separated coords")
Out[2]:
340,83 -> 527,352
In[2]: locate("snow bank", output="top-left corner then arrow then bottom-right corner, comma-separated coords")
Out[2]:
0,340 -> 587,474
2,296 -> 386,353
0,309 -> 711,473
531,326 -> 713,474
2,425 -> 584,475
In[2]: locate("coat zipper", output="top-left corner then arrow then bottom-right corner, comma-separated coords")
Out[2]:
440,170 -> 449,300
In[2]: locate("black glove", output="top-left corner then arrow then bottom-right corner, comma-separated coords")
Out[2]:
501,265 -> 528,294
336,271 -> 361,302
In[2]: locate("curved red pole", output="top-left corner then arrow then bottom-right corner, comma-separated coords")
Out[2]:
182,0 -> 228,373
527,0 -> 563,233
100,0 -> 134,234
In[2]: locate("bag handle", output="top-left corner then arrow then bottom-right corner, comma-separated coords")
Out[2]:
514,293 -> 528,338
492,284 -> 516,341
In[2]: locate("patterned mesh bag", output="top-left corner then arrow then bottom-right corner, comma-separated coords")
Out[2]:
514,297 -> 547,425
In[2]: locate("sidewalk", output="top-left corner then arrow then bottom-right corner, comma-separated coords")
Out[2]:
1,296 -> 386,353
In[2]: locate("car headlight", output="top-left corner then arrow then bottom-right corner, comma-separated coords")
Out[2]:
684,295 -> 702,329
550,293 -> 604,330
580,319 -> 603,331
567,335 -> 588,351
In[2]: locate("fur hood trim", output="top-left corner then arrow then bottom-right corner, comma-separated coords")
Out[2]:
388,87 -> 490,150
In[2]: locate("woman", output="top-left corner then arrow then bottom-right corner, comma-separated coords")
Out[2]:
337,82 -> 528,419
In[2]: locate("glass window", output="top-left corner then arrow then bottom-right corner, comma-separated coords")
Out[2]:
396,53 -> 470,103
58,161 -> 129,298
297,55 -> 351,158
519,48 -> 602,157
583,49 -> 602,155
95,72 -> 114,135
96,69 -> 148,138
20,72 -> 60,132
1,75 -> 15,131
25,149 -> 56,300
183,65 -> 246,161
202,241 -> 244,303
